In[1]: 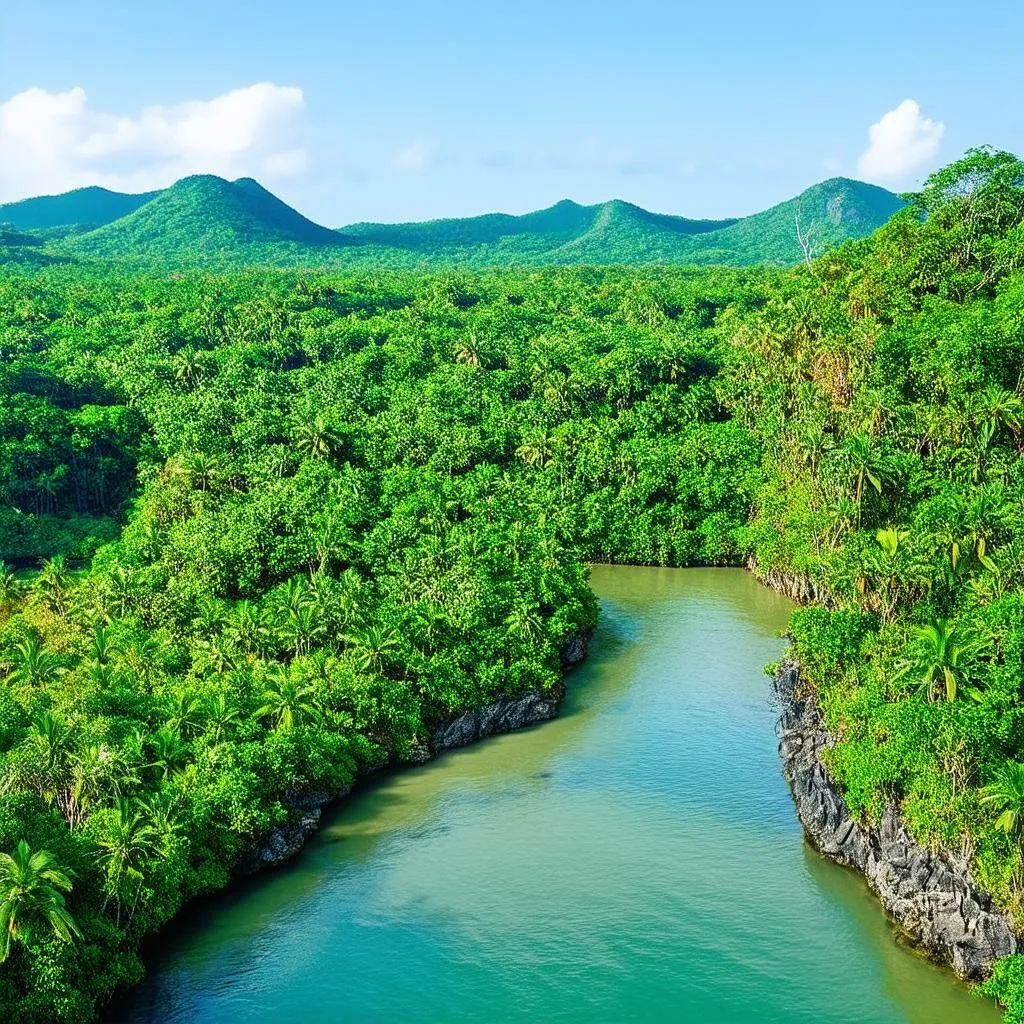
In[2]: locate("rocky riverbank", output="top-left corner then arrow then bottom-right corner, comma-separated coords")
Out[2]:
774,659 -> 1016,979
243,632 -> 589,872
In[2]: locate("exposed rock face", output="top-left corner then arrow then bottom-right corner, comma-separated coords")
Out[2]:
241,787 -> 350,873
431,682 -> 566,752
559,632 -> 588,667
245,630 -> 590,871
775,660 -> 1016,979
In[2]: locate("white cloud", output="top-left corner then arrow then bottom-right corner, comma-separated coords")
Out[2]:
856,99 -> 944,185
0,83 -> 308,202
393,139 -> 435,172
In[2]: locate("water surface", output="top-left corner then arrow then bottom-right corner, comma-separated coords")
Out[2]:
117,567 -> 999,1023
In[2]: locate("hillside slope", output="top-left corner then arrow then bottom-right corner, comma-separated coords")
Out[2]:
339,198 -> 737,262
700,178 -> 908,264
337,179 -> 903,267
33,174 -> 906,268
65,176 -> 350,265
0,185 -> 159,234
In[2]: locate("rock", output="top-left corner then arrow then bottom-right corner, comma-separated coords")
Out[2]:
243,630 -> 591,873
431,683 -> 566,752
406,738 -> 433,764
775,660 -> 1016,979
240,787 -> 349,874
559,632 -> 588,667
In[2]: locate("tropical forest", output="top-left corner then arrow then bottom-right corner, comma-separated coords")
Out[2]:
3,135 -> 1024,1022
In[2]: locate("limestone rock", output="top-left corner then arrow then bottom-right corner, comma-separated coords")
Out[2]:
431,683 -> 565,751
775,660 -> 1016,979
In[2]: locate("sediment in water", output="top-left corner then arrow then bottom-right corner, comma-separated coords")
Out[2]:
242,632 -> 589,873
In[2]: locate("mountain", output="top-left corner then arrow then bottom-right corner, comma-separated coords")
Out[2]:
338,180 -> 904,266
338,199 -> 738,261
0,185 -> 159,234
64,175 -> 349,264
9,174 -> 905,269
690,178 -> 908,264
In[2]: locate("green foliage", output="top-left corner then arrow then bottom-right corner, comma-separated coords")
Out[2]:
3,174 -> 902,271
727,147 -> 1024,1020
982,956 -> 1024,1023
0,260 -> 752,1019
339,179 -> 901,267
0,840 -> 81,961
0,186 -> 158,234
64,176 -> 345,265
2,147 -> 1024,1020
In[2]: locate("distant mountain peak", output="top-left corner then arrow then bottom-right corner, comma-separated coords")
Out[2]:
3,173 -> 906,270
0,184 -> 160,233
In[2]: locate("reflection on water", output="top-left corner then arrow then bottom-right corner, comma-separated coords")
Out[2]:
115,567 -> 999,1024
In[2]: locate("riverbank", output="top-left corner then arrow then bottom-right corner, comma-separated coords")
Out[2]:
120,566 -> 998,1024
774,658 -> 1017,979
241,632 -> 589,873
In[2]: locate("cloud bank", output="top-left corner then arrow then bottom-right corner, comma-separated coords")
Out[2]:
857,99 -> 944,185
0,83 -> 307,202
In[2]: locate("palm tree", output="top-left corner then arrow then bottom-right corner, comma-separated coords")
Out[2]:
165,692 -> 204,740
35,556 -> 71,616
791,420 -> 831,481
148,727 -> 188,779
981,761 -> 1024,840
292,415 -> 339,460
975,385 -> 1023,441
841,433 -> 887,505
0,562 -> 23,620
5,637 -> 62,689
960,483 -> 1011,572
106,564 -> 137,618
859,527 -> 930,625
515,428 -> 555,470
205,689 -> 242,743
897,618 -> 979,703
343,624 -> 401,675
136,791 -> 182,855
68,743 -> 138,829
94,798 -> 161,924
0,840 -> 82,961
173,346 -> 203,386
85,626 -> 116,688
452,332 -> 489,368
256,666 -> 321,731
226,600 -> 270,657
280,604 -> 324,657
184,452 -> 220,492
274,576 -> 313,617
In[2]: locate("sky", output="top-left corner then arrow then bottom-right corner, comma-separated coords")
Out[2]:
1,0 -> 1021,226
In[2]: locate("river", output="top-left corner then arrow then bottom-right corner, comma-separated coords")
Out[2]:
115,566 -> 999,1023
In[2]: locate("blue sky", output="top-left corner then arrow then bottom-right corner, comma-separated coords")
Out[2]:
1,0 -> 1021,224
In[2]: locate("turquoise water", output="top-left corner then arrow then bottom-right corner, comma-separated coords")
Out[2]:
115,567 -> 999,1023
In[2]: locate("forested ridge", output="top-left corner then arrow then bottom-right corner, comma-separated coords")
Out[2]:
3,148 -> 1024,1020
0,174 -> 902,271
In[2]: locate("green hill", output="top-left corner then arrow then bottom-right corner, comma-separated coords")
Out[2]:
0,185 -> 158,234
338,198 -> 737,261
0,226 -> 68,268
336,179 -> 902,266
696,178 -> 908,264
64,175 -> 351,265
28,174 -> 905,269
